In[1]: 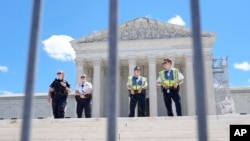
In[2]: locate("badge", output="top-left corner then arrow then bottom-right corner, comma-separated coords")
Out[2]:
167,89 -> 170,93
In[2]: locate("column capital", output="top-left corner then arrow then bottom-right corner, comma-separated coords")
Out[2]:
203,53 -> 213,62
185,55 -> 193,63
147,55 -> 157,64
127,55 -> 137,64
164,54 -> 176,60
127,56 -> 137,76
92,57 -> 101,66
127,55 -> 137,59
75,58 -> 84,66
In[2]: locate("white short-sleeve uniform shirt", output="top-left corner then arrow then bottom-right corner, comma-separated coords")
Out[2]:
76,82 -> 93,95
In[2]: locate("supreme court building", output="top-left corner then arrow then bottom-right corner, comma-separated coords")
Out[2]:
70,17 -> 217,117
2,17 -> 250,120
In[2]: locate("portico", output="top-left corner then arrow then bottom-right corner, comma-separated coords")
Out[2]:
70,17 -> 217,117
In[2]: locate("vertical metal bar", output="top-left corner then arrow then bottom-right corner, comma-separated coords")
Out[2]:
107,0 -> 118,141
189,0 -> 208,141
21,0 -> 42,141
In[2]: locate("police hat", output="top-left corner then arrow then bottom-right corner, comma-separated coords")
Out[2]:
163,58 -> 172,64
80,74 -> 87,78
134,66 -> 142,71
57,70 -> 64,75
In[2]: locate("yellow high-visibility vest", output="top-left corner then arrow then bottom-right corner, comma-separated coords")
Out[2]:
128,76 -> 146,90
159,69 -> 178,87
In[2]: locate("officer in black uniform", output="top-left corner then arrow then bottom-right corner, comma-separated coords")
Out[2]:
47,70 -> 71,119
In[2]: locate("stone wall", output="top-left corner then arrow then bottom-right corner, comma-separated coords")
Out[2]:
0,86 -> 249,119
0,94 -> 76,119
230,87 -> 250,114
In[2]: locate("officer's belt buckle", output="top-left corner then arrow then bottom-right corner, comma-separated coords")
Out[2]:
167,89 -> 170,93
80,95 -> 87,99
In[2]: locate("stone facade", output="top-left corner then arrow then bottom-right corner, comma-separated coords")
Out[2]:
4,17 -> 241,119
0,94 -> 76,119
70,17 -> 217,117
76,17 -> 214,43
0,86 -> 249,119
230,87 -> 250,114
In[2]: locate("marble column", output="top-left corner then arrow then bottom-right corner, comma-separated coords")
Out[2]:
128,56 -> 137,75
74,59 -> 85,114
92,58 -> 101,117
75,59 -> 84,85
204,54 -> 216,115
100,65 -> 105,117
185,55 -> 196,115
119,67 -> 129,117
127,56 -> 137,116
147,56 -> 158,116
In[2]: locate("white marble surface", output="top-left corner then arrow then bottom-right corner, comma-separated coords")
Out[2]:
70,17 -> 216,117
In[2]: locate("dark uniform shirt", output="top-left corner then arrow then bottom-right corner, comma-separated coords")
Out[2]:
50,79 -> 70,96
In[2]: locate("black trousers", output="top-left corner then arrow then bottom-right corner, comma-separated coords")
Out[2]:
129,93 -> 146,117
76,98 -> 91,118
52,94 -> 67,119
162,88 -> 182,116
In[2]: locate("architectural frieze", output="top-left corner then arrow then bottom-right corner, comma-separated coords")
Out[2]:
75,17 -> 216,43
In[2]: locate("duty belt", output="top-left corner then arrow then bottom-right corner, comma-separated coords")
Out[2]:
132,90 -> 146,94
54,91 -> 68,95
162,87 -> 178,93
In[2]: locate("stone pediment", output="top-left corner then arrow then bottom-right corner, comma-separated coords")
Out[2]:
77,17 -> 215,43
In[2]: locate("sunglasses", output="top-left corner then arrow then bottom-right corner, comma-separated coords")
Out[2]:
57,72 -> 62,75
81,76 -> 86,78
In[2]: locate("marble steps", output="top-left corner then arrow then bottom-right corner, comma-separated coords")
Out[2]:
0,115 -> 249,141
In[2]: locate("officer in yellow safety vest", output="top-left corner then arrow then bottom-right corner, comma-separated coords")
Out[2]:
127,66 -> 148,117
157,58 -> 184,116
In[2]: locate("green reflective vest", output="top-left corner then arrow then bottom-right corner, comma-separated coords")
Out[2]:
159,69 -> 178,87
128,76 -> 146,90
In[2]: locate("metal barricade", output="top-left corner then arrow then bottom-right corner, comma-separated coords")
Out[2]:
21,0 -> 207,141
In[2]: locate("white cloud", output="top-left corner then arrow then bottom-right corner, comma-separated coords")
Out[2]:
145,14 -> 152,18
0,90 -> 13,95
167,15 -> 186,26
42,35 -> 75,62
0,66 -> 8,73
234,62 -> 250,71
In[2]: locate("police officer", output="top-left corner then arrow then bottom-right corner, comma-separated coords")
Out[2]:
157,58 -> 184,116
75,74 -> 92,118
47,70 -> 71,119
127,66 -> 148,117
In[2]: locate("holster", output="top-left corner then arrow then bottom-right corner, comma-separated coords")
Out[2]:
75,94 -> 92,102
75,95 -> 80,102
128,89 -> 146,97
50,92 -> 54,98
54,91 -> 68,96
85,94 -> 92,99
161,86 -> 179,93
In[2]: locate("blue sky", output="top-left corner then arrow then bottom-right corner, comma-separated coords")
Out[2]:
0,0 -> 250,94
